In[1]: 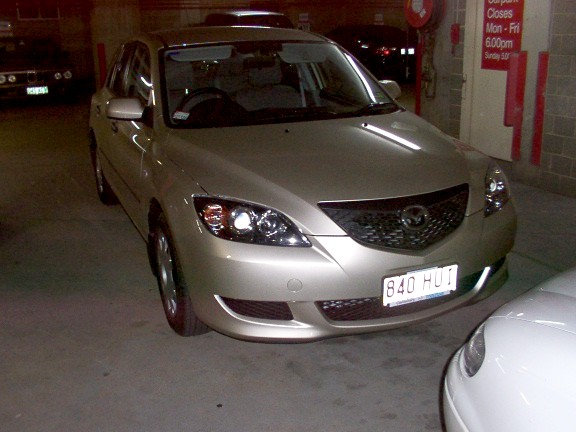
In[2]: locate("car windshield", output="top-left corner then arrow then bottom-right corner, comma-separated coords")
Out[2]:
162,40 -> 399,128
0,37 -> 66,70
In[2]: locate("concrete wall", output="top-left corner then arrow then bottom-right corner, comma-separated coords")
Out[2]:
419,0 -> 466,138
537,0 -> 576,197
420,0 -> 575,198
136,0 -> 407,34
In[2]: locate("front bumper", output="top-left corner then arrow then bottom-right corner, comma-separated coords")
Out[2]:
177,202 -> 515,342
201,257 -> 508,342
443,355 -> 471,432
0,72 -> 74,99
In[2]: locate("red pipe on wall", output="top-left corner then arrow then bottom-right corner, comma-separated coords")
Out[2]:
531,51 -> 549,166
504,51 -> 527,161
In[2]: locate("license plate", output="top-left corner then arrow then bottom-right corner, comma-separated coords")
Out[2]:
27,86 -> 49,95
383,264 -> 458,307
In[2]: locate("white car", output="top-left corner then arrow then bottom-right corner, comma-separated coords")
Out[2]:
443,267 -> 576,431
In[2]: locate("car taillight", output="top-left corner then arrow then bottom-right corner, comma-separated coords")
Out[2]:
375,47 -> 394,56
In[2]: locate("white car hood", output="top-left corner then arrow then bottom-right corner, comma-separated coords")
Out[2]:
492,267 -> 576,335
164,111 -> 488,234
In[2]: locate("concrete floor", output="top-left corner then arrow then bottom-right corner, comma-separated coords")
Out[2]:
1,98 -> 575,432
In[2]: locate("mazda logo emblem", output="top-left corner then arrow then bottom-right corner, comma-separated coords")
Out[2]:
400,205 -> 430,231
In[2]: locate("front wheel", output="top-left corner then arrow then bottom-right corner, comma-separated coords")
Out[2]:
153,214 -> 210,336
89,139 -> 117,205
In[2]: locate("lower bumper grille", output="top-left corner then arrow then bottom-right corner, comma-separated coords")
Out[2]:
220,258 -> 505,323
316,258 -> 505,322
221,297 -> 294,320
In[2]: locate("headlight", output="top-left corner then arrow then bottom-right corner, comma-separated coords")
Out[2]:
0,75 -> 6,84
63,70 -> 73,79
54,72 -> 62,80
460,323 -> 486,377
8,74 -> 16,83
194,196 -> 311,247
484,162 -> 510,216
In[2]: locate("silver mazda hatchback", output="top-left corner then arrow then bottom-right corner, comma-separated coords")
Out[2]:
89,27 -> 516,342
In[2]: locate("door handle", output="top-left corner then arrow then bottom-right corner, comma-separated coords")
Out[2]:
111,121 -> 118,133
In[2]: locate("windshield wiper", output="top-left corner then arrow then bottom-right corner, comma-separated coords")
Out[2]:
352,102 -> 401,116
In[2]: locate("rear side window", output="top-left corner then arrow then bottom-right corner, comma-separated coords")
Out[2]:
107,43 -> 134,96
125,43 -> 151,104
106,42 -> 151,105
204,13 -> 294,28
239,15 -> 293,28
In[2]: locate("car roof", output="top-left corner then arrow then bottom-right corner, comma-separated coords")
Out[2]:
138,26 -> 327,50
208,10 -> 286,18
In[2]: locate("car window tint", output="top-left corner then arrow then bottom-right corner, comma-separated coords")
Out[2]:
204,14 -> 235,26
104,46 -> 121,88
162,41 -> 394,128
126,43 -> 151,104
109,43 -> 134,96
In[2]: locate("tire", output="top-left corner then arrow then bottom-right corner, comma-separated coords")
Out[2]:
153,213 -> 210,336
89,138 -> 117,205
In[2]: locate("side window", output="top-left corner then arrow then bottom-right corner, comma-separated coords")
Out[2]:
125,43 -> 152,105
107,43 -> 134,96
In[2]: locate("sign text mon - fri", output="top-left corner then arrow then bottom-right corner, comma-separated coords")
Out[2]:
481,0 -> 525,71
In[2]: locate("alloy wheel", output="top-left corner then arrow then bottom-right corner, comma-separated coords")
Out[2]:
156,228 -> 178,319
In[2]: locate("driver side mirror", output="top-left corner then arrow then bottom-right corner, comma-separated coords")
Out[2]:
106,97 -> 145,121
379,80 -> 402,100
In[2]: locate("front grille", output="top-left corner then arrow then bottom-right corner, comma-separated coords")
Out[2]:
8,70 -> 54,85
221,297 -> 293,320
316,258 -> 505,321
27,71 -> 38,83
318,184 -> 469,251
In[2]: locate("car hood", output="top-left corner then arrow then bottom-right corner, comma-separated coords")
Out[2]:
0,60 -> 70,72
492,267 -> 576,336
164,110 -> 488,234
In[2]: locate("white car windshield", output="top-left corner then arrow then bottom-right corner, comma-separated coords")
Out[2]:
162,41 -> 398,128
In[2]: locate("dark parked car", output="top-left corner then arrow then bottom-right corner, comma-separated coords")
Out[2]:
325,25 -> 417,81
0,36 -> 75,99
203,10 -> 294,28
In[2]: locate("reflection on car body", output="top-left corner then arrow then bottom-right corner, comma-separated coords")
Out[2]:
203,10 -> 294,28
88,27 -> 516,342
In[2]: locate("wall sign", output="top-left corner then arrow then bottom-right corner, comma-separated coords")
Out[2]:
481,0 -> 524,70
